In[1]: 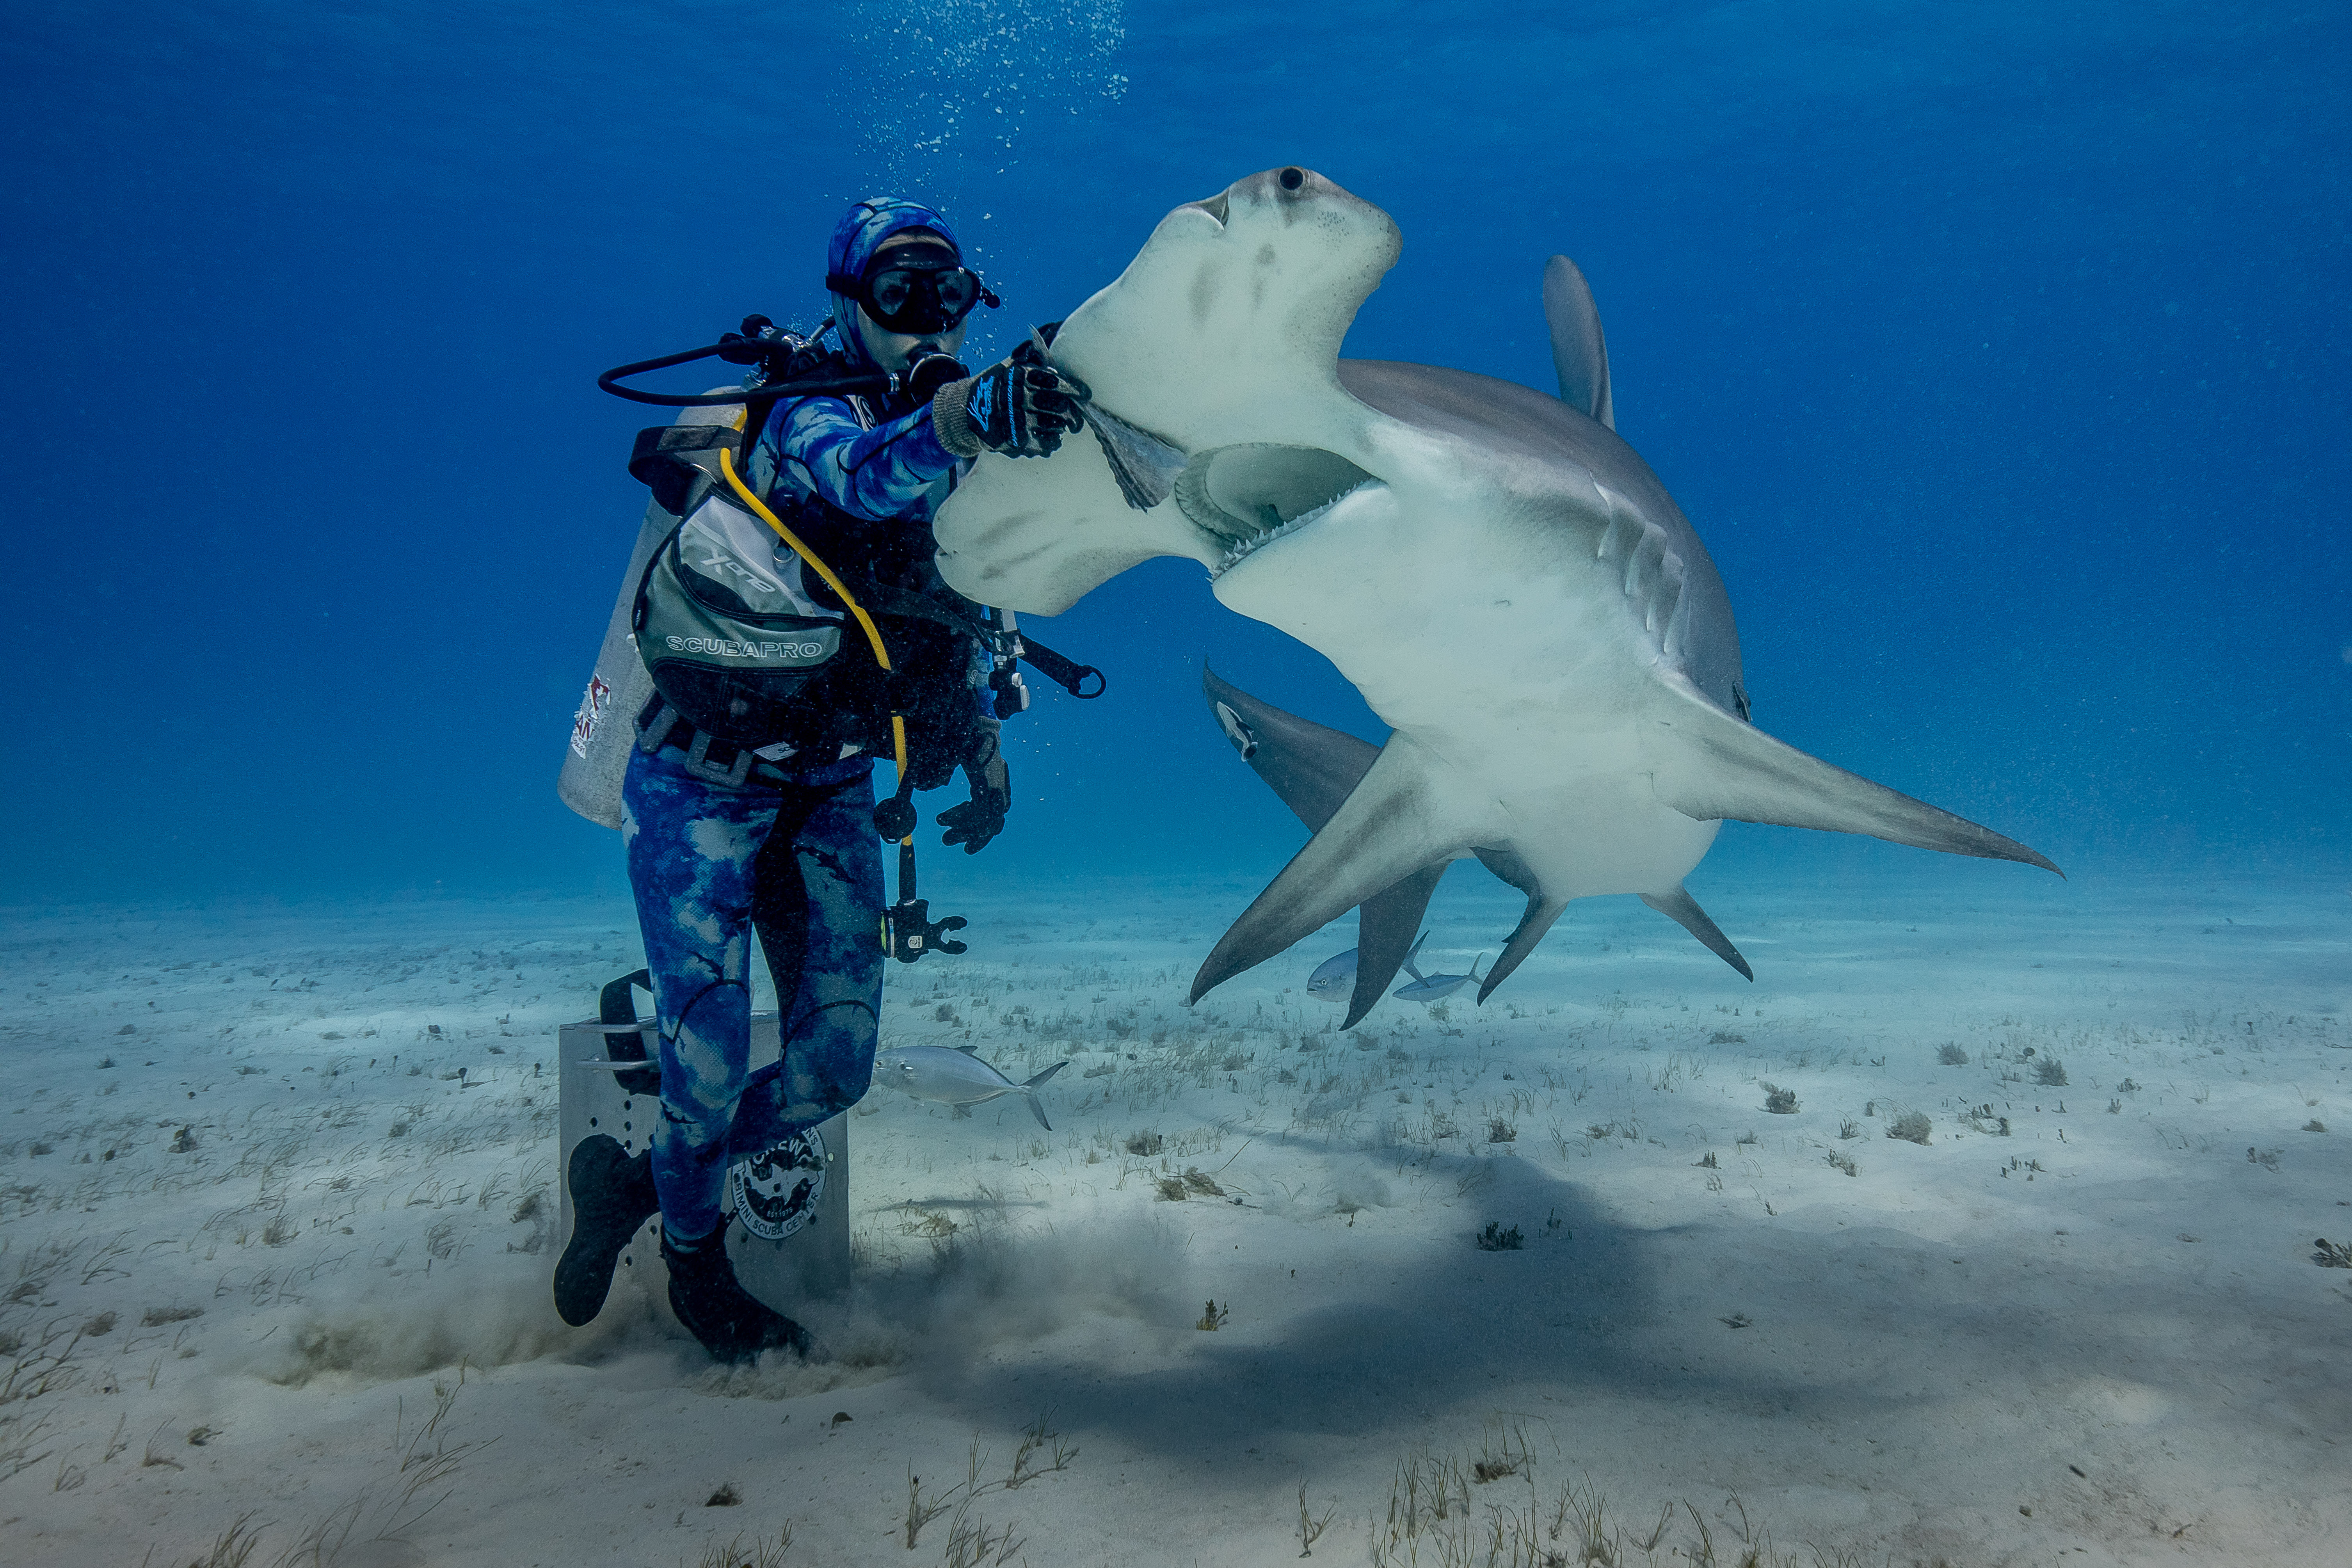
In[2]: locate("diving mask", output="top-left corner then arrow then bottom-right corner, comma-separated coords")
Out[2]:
827,240 -> 1000,336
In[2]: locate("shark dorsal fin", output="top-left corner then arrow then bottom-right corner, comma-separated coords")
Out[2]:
1542,255 -> 1614,431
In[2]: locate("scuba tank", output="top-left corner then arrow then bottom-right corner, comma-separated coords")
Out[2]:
559,323 -> 928,825
557,399 -> 737,830
561,318 -> 1111,962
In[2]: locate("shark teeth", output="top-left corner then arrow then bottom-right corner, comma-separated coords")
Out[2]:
1208,481 -> 1373,579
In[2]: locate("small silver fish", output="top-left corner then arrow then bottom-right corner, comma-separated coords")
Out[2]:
872,1044 -> 1070,1130
1393,944 -> 1487,1005
1305,948 -> 1358,1000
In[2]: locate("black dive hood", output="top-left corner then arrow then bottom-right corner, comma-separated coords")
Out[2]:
597,315 -> 966,407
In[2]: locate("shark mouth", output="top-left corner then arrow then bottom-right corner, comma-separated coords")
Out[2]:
1175,443 -> 1381,579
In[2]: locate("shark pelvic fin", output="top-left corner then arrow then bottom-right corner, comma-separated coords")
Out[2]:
1542,256 -> 1614,431
1476,892 -> 1570,1003
1651,682 -> 2062,875
1640,885 -> 1754,981
1193,737 -> 1472,1004
1343,876 -> 1442,1030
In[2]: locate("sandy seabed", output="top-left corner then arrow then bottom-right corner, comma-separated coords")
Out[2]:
0,866 -> 2346,1568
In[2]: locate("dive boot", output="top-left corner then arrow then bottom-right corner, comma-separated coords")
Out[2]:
553,1134 -> 658,1326
661,1229 -> 811,1363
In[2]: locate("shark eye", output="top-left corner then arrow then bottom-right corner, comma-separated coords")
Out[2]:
1278,167 -> 1304,191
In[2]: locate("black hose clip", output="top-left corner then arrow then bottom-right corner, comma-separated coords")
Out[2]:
872,795 -> 918,842
887,897 -> 967,963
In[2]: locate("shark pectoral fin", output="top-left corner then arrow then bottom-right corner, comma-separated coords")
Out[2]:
1542,256 -> 1614,431
1203,665 -> 1380,831
1342,871 -> 1445,1030
1640,886 -> 1754,981
1476,893 -> 1570,1003
1650,684 -> 2061,875
1192,738 -> 1474,1004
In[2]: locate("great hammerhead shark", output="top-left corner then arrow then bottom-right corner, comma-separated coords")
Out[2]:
930,165 -> 2057,1018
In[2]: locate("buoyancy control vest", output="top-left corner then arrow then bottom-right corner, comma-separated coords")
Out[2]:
624,356 -> 993,780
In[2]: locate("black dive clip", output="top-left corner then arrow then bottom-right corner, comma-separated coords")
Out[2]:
875,782 -> 966,964
884,837 -> 965,964
888,895 -> 967,963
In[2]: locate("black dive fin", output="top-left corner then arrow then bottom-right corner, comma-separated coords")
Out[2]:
1640,885 -> 1753,981
1344,876 -> 1442,1030
1651,680 -> 2061,875
1204,665 -> 1448,1025
1477,893 -> 1570,1004
1193,738 -> 1470,1005
1542,256 -> 1614,431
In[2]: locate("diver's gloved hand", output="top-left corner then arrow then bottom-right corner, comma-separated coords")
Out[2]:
935,720 -> 1011,853
932,338 -> 1087,460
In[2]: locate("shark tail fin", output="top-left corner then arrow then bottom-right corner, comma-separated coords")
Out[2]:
1020,1061 -> 1069,1131
1640,886 -> 1753,981
1201,666 -> 1446,1029
1477,896 -> 1570,1004
1202,665 -> 1381,830
1652,681 -> 2061,875
1193,737 -> 1473,1005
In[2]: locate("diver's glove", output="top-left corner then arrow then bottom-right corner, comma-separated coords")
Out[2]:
933,338 -> 1088,460
935,719 -> 1011,854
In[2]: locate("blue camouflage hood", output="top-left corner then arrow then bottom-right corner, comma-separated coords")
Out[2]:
826,196 -> 962,370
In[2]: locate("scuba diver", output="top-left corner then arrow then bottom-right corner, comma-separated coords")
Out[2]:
556,197 -> 1087,1362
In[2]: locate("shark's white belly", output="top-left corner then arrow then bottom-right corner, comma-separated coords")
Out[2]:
1214,475 -> 1719,901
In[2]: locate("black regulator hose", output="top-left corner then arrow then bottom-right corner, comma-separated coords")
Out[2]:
598,335 -> 969,408
597,341 -> 890,406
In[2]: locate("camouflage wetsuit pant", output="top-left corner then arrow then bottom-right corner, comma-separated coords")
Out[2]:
621,741 -> 884,1241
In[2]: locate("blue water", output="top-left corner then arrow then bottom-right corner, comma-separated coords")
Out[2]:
3,2 -> 2345,907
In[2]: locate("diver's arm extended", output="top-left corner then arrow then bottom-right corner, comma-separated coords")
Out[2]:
765,394 -> 964,521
